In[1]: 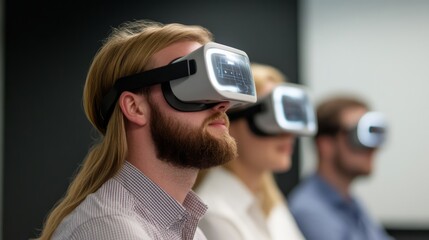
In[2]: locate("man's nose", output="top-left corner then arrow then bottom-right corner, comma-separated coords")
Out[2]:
212,101 -> 231,112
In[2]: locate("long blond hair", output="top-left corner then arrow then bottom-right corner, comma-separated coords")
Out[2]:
38,20 -> 212,239
225,63 -> 288,217
194,63 -> 289,216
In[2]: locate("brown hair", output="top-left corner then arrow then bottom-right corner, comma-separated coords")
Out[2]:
316,96 -> 369,138
39,20 -> 212,239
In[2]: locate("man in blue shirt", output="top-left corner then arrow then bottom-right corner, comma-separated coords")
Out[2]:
289,96 -> 392,240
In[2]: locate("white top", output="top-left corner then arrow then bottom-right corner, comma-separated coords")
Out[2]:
196,167 -> 304,240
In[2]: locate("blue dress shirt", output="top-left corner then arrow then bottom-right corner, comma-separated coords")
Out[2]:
289,174 -> 393,240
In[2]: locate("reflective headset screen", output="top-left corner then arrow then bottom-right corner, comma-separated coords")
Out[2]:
228,83 -> 317,137
208,50 -> 255,96
283,96 -> 308,122
99,42 -> 256,128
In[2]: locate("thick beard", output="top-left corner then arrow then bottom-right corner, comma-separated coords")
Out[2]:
148,98 -> 237,169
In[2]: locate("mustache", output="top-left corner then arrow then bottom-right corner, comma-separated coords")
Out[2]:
203,112 -> 230,129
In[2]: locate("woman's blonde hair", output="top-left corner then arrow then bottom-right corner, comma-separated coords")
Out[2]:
39,20 -> 212,239
250,63 -> 286,92
194,63 -> 289,217
235,63 -> 288,216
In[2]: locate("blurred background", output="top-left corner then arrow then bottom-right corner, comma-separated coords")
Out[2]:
2,0 -> 429,239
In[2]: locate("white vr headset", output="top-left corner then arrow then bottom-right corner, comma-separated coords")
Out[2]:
100,42 -> 257,127
348,112 -> 387,149
228,83 -> 317,136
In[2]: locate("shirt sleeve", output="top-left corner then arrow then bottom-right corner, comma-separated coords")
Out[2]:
68,215 -> 152,240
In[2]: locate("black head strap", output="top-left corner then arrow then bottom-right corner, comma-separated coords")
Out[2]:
99,59 -> 196,128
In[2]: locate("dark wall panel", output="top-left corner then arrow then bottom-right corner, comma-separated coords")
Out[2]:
4,0 -> 299,239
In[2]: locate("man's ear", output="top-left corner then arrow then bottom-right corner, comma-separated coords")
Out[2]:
316,135 -> 335,160
118,91 -> 148,126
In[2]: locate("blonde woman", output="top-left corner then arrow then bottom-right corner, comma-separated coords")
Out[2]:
195,63 -> 306,240
38,20 -> 245,240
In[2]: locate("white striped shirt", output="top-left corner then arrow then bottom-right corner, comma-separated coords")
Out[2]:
52,161 -> 208,240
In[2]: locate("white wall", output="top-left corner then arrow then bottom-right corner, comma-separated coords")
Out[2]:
300,0 -> 429,229
0,0 -> 4,236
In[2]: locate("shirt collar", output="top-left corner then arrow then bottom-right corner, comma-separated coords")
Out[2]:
313,174 -> 369,224
115,161 -> 208,229
207,167 -> 259,212
312,173 -> 359,209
